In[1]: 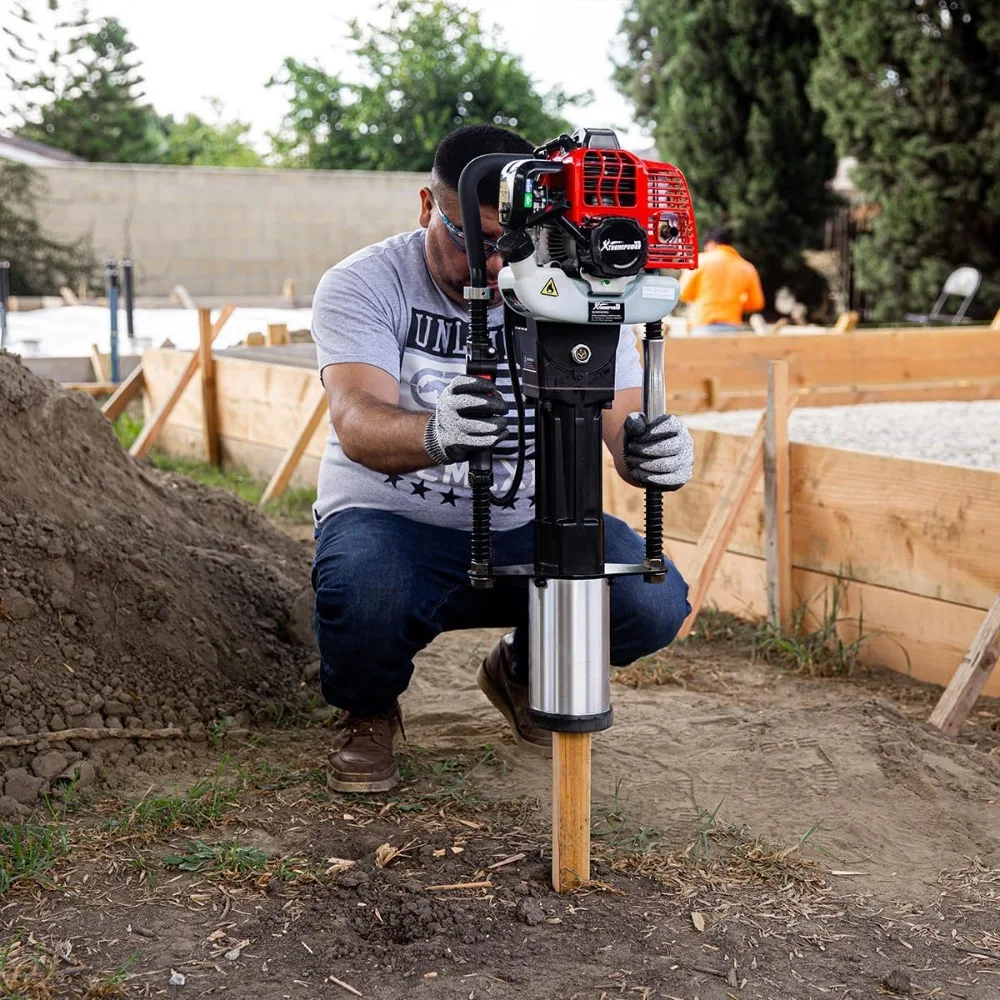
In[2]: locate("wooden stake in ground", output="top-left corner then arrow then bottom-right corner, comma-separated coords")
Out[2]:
198,307 -> 221,466
260,387 -> 328,505
130,305 -> 233,459
101,364 -> 145,422
928,594 -> 1000,736
676,414 -> 767,639
89,342 -> 108,383
552,731 -> 591,892
764,361 -> 793,631
266,322 -> 290,346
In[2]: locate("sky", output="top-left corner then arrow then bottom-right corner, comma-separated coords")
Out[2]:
3,0 -> 654,153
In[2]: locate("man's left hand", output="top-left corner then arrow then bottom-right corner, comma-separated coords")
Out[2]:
623,412 -> 694,490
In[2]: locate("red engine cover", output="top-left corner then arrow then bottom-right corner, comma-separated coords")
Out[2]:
546,147 -> 698,271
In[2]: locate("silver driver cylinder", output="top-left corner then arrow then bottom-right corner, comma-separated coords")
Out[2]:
528,577 -> 612,732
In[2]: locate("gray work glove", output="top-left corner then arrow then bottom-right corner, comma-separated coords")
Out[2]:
623,412 -> 694,490
424,374 -> 508,465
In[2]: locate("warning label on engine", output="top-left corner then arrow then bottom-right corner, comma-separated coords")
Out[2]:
588,300 -> 626,324
540,277 -> 559,297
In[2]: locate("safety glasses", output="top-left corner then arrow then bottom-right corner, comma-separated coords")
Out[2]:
436,202 -> 502,258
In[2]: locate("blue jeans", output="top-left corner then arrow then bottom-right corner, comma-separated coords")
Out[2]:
312,508 -> 691,715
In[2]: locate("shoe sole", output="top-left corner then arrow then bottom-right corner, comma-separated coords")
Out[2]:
477,663 -> 552,757
327,769 -> 399,794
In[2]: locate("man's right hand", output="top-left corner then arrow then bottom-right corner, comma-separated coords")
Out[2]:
424,374 -> 508,465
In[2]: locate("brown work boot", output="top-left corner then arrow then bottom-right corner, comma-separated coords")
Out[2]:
477,632 -> 552,755
327,701 -> 404,793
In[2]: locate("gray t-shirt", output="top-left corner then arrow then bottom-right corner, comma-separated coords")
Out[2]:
312,228 -> 642,531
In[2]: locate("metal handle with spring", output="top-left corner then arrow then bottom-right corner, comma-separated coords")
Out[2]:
642,321 -> 666,583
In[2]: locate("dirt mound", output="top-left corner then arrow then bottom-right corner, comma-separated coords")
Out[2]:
0,353 -> 314,809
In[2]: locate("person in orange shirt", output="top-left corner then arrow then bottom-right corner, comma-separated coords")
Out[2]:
679,227 -> 765,335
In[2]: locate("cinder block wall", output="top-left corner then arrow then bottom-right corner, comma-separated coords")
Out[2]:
33,163 -> 424,297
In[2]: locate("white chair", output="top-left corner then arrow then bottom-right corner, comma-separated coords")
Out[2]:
905,266 -> 981,325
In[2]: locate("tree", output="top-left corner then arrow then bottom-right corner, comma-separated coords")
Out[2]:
614,0 -> 837,314
795,0 -> 999,321
14,13 -> 166,164
159,101 -> 263,168
2,0 -> 91,128
266,0 -> 586,171
0,162 -> 97,295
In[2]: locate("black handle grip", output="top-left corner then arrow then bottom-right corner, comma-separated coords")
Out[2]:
642,321 -> 666,582
458,153 -> 524,589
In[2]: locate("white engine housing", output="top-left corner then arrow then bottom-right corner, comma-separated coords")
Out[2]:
498,255 -> 681,326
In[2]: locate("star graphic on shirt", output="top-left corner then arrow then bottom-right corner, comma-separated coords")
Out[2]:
528,495 -> 535,507
384,474 -> 403,489
439,488 -> 459,506
410,480 -> 431,499
499,496 -> 518,510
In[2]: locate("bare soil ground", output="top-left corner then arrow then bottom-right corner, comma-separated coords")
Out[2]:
2,616 -> 999,1000
2,362 -> 998,998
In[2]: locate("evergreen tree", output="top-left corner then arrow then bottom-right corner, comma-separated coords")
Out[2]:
15,13 -> 165,163
267,0 -> 587,170
795,0 -> 999,321
0,162 -> 97,295
614,0 -> 837,313
2,0 -> 91,129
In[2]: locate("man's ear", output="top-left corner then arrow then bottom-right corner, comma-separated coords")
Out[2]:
418,187 -> 434,228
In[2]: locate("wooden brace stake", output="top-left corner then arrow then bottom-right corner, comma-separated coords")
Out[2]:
101,364 -> 145,422
552,731 -> 591,892
129,304 -> 234,459
260,386 -> 328,505
928,594 -> 1000,736
676,415 -> 766,639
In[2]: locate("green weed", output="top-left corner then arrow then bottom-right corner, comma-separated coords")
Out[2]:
164,837 -> 269,875
0,823 -> 68,896
109,759 -> 241,838
690,798 -> 725,859
751,578 -> 896,678
592,778 -> 664,852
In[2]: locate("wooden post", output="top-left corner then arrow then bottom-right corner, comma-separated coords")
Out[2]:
928,595 -> 1000,736
89,343 -> 108,383
764,361 -> 793,631
282,279 -> 296,306
260,388 -> 328,505
60,286 -> 79,306
130,305 -> 234,459
101,364 -> 145,422
831,311 -> 859,333
266,323 -> 290,346
703,376 -> 721,410
198,307 -> 220,466
676,415 -> 767,639
552,731 -> 591,892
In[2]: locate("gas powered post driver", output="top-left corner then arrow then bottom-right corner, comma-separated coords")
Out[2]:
457,127 -> 698,734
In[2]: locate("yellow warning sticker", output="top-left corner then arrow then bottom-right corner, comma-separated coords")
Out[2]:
540,277 -> 559,297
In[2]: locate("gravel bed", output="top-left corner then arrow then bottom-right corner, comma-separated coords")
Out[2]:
683,400 -> 1000,471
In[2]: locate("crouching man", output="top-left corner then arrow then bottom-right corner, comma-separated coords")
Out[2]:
311,124 -> 694,792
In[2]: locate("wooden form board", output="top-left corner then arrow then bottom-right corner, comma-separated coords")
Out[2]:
141,349 -> 328,483
646,325 -> 1000,410
604,429 -> 1000,613
141,350 -> 1000,696
660,326 -> 1000,392
604,427 -> 1000,696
